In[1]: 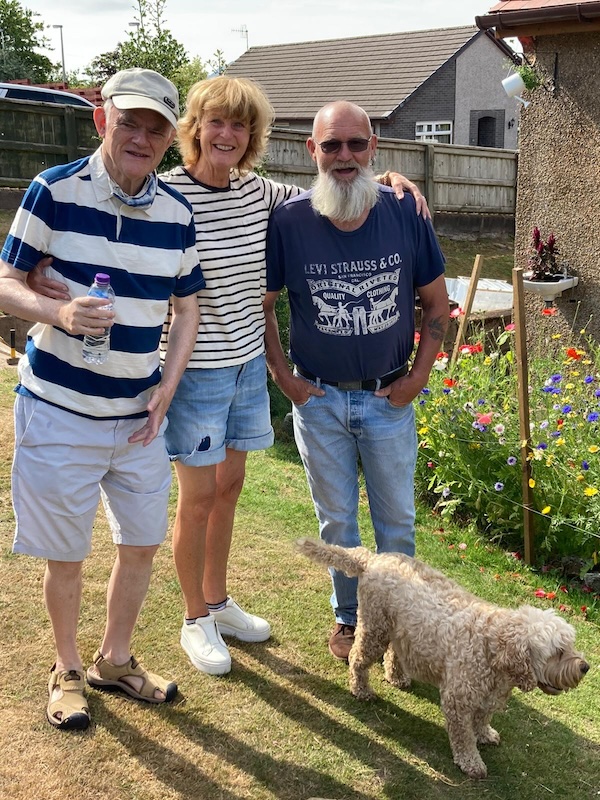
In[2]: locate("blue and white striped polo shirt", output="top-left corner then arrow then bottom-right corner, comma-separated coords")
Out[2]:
1,149 -> 205,419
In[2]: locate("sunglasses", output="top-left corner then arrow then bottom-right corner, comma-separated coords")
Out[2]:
315,136 -> 372,154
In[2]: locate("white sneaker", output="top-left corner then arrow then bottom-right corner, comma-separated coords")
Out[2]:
211,597 -> 271,643
180,615 -> 231,675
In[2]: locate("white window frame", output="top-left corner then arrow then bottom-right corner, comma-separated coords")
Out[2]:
415,120 -> 453,144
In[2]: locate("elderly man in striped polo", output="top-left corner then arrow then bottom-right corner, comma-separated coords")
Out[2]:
0,68 -> 203,731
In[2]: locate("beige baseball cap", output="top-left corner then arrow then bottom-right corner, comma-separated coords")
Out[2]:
101,68 -> 179,129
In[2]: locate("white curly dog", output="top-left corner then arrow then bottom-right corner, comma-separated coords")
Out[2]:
297,538 -> 589,779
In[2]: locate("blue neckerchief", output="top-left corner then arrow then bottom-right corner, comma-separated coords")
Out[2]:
110,172 -> 157,209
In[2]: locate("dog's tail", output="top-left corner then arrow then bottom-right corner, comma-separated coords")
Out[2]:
295,538 -> 372,577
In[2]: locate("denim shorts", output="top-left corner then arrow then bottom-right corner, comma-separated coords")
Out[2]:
165,353 -> 274,467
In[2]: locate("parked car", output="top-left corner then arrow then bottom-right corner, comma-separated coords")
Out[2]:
0,83 -> 95,108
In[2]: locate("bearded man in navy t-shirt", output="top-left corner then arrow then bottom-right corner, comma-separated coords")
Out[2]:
264,100 -> 449,662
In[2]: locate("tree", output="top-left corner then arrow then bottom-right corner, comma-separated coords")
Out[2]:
0,0 -> 54,82
87,0 -> 187,84
207,49 -> 227,76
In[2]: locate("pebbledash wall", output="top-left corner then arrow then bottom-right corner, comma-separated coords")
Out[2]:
515,32 -> 600,343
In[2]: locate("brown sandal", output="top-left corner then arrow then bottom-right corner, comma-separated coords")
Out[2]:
86,650 -> 177,704
47,665 -> 90,730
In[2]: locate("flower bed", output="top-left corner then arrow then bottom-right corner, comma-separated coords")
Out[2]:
415,323 -> 600,566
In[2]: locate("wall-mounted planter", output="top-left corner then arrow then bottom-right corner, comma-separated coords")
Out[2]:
522,276 -> 578,304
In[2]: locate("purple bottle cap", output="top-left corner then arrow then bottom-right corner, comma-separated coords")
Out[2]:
95,273 -> 110,284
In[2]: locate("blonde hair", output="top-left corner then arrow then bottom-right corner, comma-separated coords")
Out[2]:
177,76 -> 274,174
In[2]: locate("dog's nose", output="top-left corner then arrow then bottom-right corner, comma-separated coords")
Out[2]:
580,661 -> 590,674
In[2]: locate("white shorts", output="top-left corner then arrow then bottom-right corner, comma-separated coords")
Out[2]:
11,394 -> 172,562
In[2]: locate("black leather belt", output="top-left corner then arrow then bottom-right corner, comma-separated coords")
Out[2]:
295,364 -> 408,391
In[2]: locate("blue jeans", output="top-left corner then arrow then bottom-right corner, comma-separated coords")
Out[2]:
293,386 -> 417,626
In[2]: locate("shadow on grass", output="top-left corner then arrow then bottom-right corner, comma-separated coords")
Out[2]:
227,645 -> 599,799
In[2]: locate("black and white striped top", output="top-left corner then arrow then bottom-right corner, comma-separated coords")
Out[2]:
160,167 -> 301,369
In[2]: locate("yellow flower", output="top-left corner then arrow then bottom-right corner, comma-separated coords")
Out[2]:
541,506 -> 551,514
529,478 -> 536,488
418,427 -> 429,435
577,474 -> 585,481
545,455 -> 554,466
566,383 -> 575,389
484,356 -> 492,365
584,487 -> 598,497
556,438 -> 565,446
589,445 -> 600,453
552,333 -> 562,339
432,414 -> 440,423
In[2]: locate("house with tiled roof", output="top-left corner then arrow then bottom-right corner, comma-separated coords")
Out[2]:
477,0 -> 600,340
227,26 -> 520,149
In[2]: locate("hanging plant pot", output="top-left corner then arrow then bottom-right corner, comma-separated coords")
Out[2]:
522,275 -> 578,303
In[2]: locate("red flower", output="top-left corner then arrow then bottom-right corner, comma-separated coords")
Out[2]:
505,323 -> 516,332
566,347 -> 581,360
443,378 -> 457,387
450,307 -> 463,318
559,604 -> 568,612
534,588 -> 546,598
559,585 -> 568,593
546,591 -> 556,600
414,331 -> 421,343
436,351 -> 448,359
476,413 -> 493,425
542,307 -> 557,316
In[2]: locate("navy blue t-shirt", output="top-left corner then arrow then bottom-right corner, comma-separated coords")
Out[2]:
266,187 -> 445,382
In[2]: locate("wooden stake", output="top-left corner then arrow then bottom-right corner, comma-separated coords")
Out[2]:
450,254 -> 483,368
513,267 -> 535,564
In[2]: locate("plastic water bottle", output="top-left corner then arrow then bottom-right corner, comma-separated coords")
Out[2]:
82,273 -> 115,365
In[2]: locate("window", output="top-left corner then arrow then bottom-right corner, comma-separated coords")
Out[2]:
415,121 -> 452,144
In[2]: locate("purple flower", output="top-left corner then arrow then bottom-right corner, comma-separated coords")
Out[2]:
551,373 -> 562,383
494,482 -> 504,491
550,430 -> 561,438
562,405 -> 572,414
540,420 -> 549,429
477,399 -> 486,406
421,388 -> 431,395
507,456 -> 517,466
418,399 -> 426,405
587,412 -> 599,423
442,487 -> 451,498
536,443 -> 548,450
582,460 -> 590,470
595,389 -> 600,398
585,376 -> 594,384
443,388 -> 451,395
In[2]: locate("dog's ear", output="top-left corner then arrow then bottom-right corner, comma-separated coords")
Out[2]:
492,633 -> 537,692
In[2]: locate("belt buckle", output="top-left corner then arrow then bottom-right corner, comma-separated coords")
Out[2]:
337,381 -> 362,390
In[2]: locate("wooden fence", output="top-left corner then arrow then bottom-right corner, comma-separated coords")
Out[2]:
0,101 -> 517,220
266,130 -> 517,218
0,98 -> 97,188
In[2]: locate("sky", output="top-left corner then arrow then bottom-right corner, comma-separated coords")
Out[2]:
23,0 -> 503,78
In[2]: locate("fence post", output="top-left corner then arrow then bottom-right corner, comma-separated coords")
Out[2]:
64,106 -> 78,163
424,142 -> 436,218
513,266 -> 535,564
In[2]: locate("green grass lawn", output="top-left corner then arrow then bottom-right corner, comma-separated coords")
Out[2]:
0,362 -> 598,800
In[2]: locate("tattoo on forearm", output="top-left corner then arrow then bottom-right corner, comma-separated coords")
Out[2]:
427,315 -> 447,342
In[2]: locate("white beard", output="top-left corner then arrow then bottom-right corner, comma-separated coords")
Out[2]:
310,162 -> 380,223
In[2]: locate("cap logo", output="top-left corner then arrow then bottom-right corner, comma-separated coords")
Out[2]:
164,96 -> 175,109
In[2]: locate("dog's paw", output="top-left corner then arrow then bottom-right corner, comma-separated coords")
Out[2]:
384,672 -> 411,691
351,685 -> 377,701
455,753 -> 488,780
477,726 -> 500,746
